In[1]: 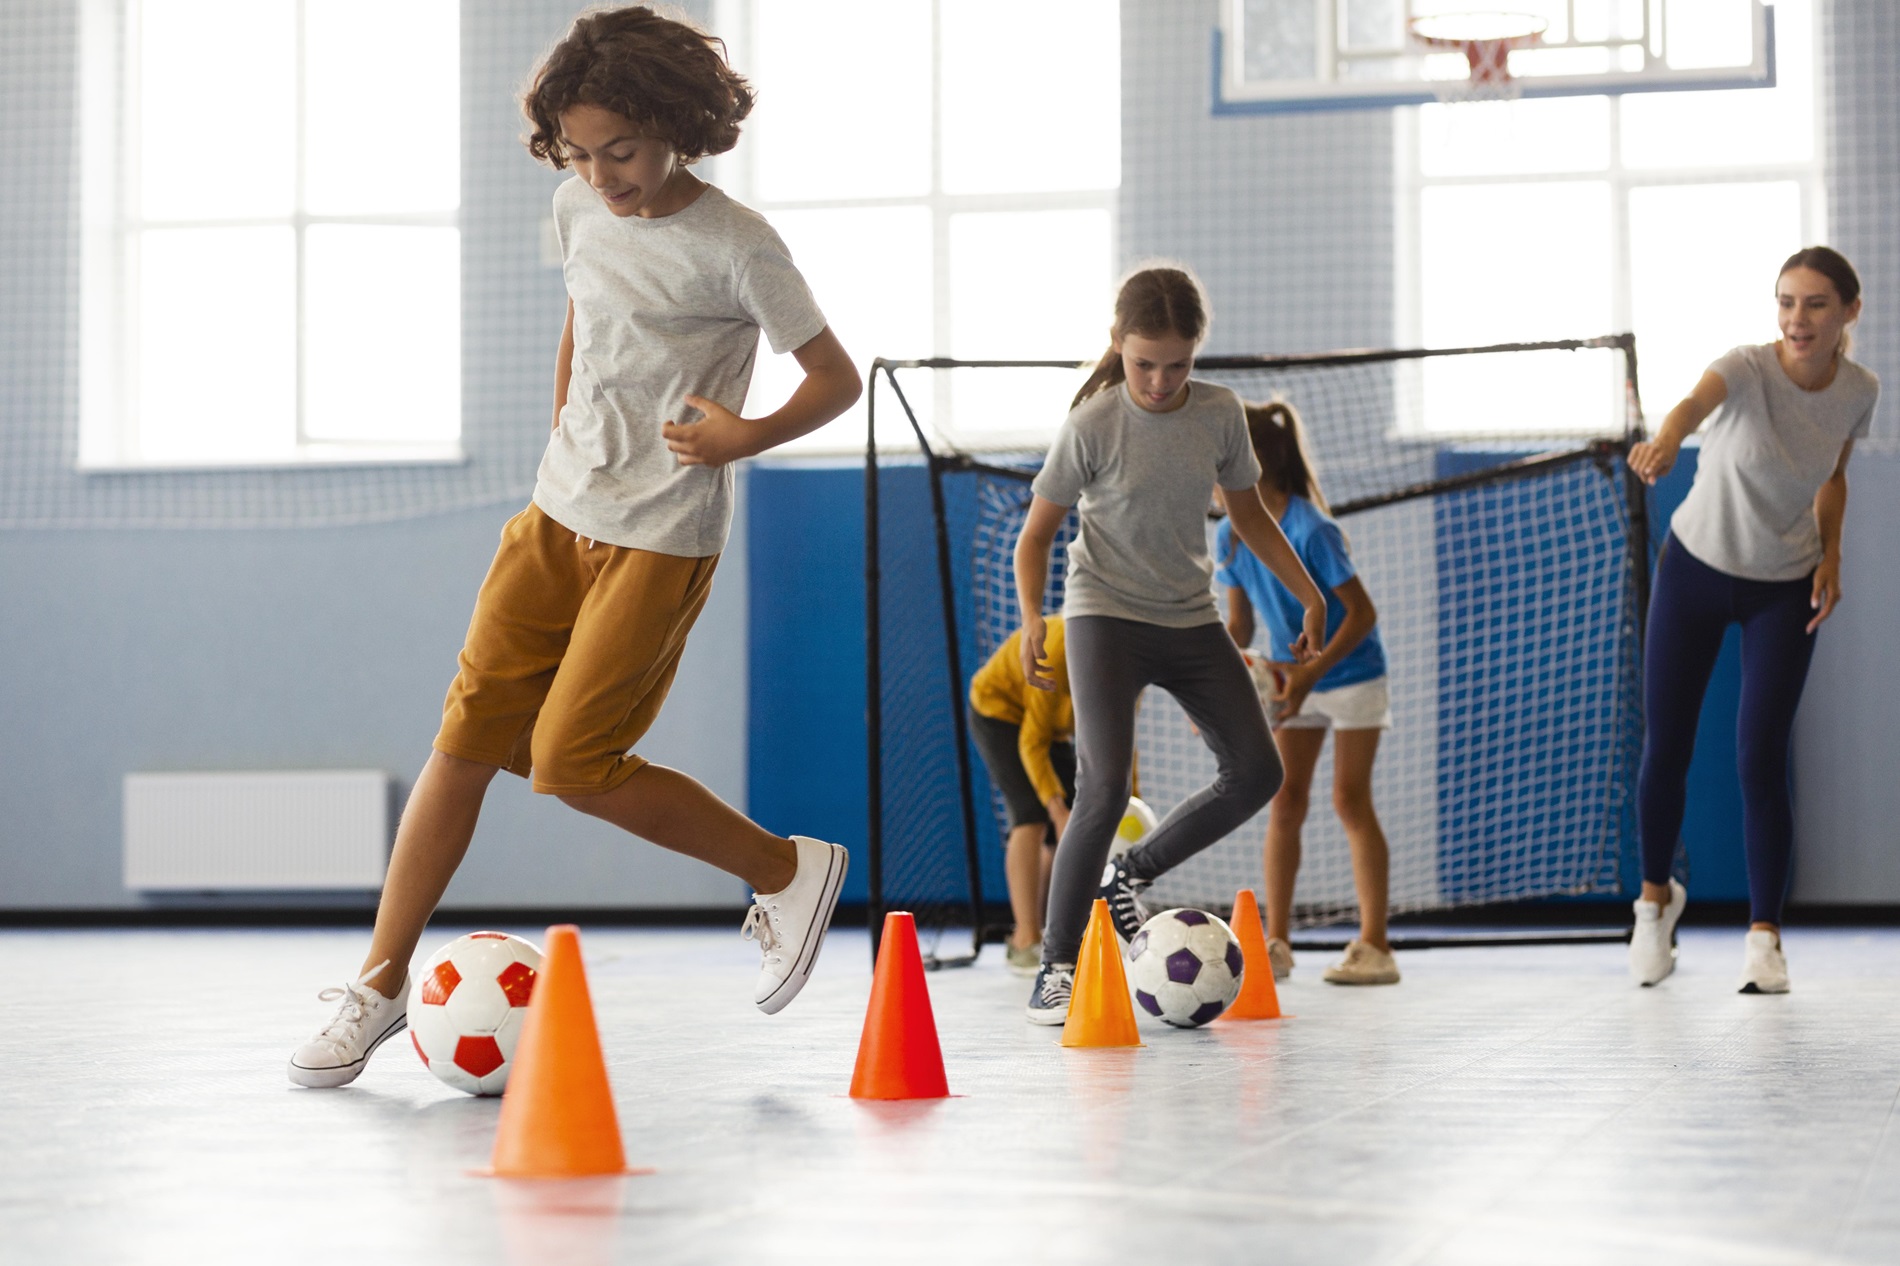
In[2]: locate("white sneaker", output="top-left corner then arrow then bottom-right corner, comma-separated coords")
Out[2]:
743,835 -> 848,1015
288,961 -> 408,1088
1629,879 -> 1687,986
1266,937 -> 1295,981
1739,929 -> 1790,994
1322,940 -> 1400,985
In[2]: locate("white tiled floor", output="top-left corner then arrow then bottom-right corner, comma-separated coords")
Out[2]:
3,923 -> 1897,1265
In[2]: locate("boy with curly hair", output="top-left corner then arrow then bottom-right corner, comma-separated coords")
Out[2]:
290,6 -> 861,1088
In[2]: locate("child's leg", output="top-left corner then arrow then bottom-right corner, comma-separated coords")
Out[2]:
1263,727 -> 1327,943
560,764 -> 795,892
1004,823 -> 1050,948
1129,622 -> 1283,880
358,750 -> 500,993
1331,727 -> 1390,951
1042,616 -> 1148,964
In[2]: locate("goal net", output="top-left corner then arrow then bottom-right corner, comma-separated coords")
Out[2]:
865,338 -> 1650,962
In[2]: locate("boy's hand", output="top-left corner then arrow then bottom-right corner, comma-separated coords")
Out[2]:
664,395 -> 756,467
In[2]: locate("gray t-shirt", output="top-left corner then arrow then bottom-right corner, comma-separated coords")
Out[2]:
1032,379 -> 1262,628
533,179 -> 828,556
1671,343 -> 1879,581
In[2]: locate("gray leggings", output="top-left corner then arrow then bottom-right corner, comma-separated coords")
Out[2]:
1043,615 -> 1284,963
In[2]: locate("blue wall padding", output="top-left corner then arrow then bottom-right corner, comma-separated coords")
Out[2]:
745,463 -> 872,902
747,456 -> 1746,906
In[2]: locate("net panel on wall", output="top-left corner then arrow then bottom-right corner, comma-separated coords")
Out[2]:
865,338 -> 1650,958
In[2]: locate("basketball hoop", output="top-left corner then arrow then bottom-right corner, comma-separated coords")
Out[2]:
1409,11 -> 1548,102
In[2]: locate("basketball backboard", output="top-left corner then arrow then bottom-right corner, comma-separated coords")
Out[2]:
1214,0 -> 1776,113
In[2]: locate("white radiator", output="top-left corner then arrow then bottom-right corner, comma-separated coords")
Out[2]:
123,770 -> 390,891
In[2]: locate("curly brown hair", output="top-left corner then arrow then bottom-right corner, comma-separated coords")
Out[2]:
522,6 -> 754,168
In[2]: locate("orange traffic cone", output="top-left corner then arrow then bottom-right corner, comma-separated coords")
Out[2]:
1222,888 -> 1286,1020
488,925 -> 636,1177
1061,898 -> 1143,1048
850,911 -> 950,1099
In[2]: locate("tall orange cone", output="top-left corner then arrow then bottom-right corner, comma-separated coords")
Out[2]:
850,911 -> 950,1099
1222,888 -> 1286,1020
1061,898 -> 1143,1048
488,925 -> 633,1177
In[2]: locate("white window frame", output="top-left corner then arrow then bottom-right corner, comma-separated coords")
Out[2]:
710,0 -> 1120,454
1395,8 -> 1826,434
78,0 -> 464,472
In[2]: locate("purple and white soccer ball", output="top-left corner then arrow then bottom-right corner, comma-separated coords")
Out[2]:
1128,908 -> 1245,1028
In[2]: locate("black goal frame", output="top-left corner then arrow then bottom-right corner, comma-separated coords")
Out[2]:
864,334 -> 1651,964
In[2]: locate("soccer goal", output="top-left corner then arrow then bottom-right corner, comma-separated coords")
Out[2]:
865,337 -> 1651,965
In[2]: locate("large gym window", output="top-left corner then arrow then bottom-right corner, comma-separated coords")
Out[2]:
710,0 -> 1121,452
78,0 -> 463,470
1399,0 -> 1823,434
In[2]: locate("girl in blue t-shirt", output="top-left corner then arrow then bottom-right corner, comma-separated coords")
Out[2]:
1216,401 -> 1397,986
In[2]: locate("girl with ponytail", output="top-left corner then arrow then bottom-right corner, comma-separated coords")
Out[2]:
1013,265 -> 1327,1024
1219,401 -> 1396,986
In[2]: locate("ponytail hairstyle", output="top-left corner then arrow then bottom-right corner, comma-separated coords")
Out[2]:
1777,245 -> 1863,357
1244,400 -> 1331,516
1071,266 -> 1211,410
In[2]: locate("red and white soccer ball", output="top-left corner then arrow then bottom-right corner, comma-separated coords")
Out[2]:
408,931 -> 542,1095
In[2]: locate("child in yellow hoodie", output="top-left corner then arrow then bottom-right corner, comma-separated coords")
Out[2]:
969,614 -> 1076,973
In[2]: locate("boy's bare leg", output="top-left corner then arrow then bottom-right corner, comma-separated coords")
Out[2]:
1004,823 -> 1049,949
560,762 -> 796,893
1332,728 -> 1390,952
1263,728 -> 1327,943
359,750 -> 501,994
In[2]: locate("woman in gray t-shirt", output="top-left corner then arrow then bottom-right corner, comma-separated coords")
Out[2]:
1625,246 -> 1879,995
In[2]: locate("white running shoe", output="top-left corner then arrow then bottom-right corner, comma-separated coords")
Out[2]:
1266,937 -> 1295,981
1025,962 -> 1075,1025
1322,940 -> 1400,985
1739,929 -> 1790,994
1629,879 -> 1687,986
744,835 -> 848,1015
288,961 -> 407,1088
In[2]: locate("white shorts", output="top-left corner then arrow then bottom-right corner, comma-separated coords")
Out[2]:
1272,674 -> 1392,732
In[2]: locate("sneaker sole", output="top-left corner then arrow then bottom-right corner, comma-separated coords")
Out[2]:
1323,973 -> 1400,986
755,843 -> 848,1016
1024,1004 -> 1070,1026
287,1014 -> 408,1089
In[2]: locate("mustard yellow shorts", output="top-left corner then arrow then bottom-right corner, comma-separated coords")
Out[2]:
433,503 -> 719,795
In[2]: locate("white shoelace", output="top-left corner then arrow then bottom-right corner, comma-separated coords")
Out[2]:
313,959 -> 393,1049
741,901 -> 783,962
1039,967 -> 1074,1006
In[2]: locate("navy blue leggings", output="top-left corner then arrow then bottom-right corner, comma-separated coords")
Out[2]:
1637,536 -> 1818,925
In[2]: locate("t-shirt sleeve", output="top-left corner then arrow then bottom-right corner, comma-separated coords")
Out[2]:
737,232 -> 829,355
1851,380 -> 1879,439
1707,345 -> 1756,395
1212,518 -> 1243,588
1032,414 -> 1090,507
1304,519 -> 1358,592
1215,398 -> 1264,491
